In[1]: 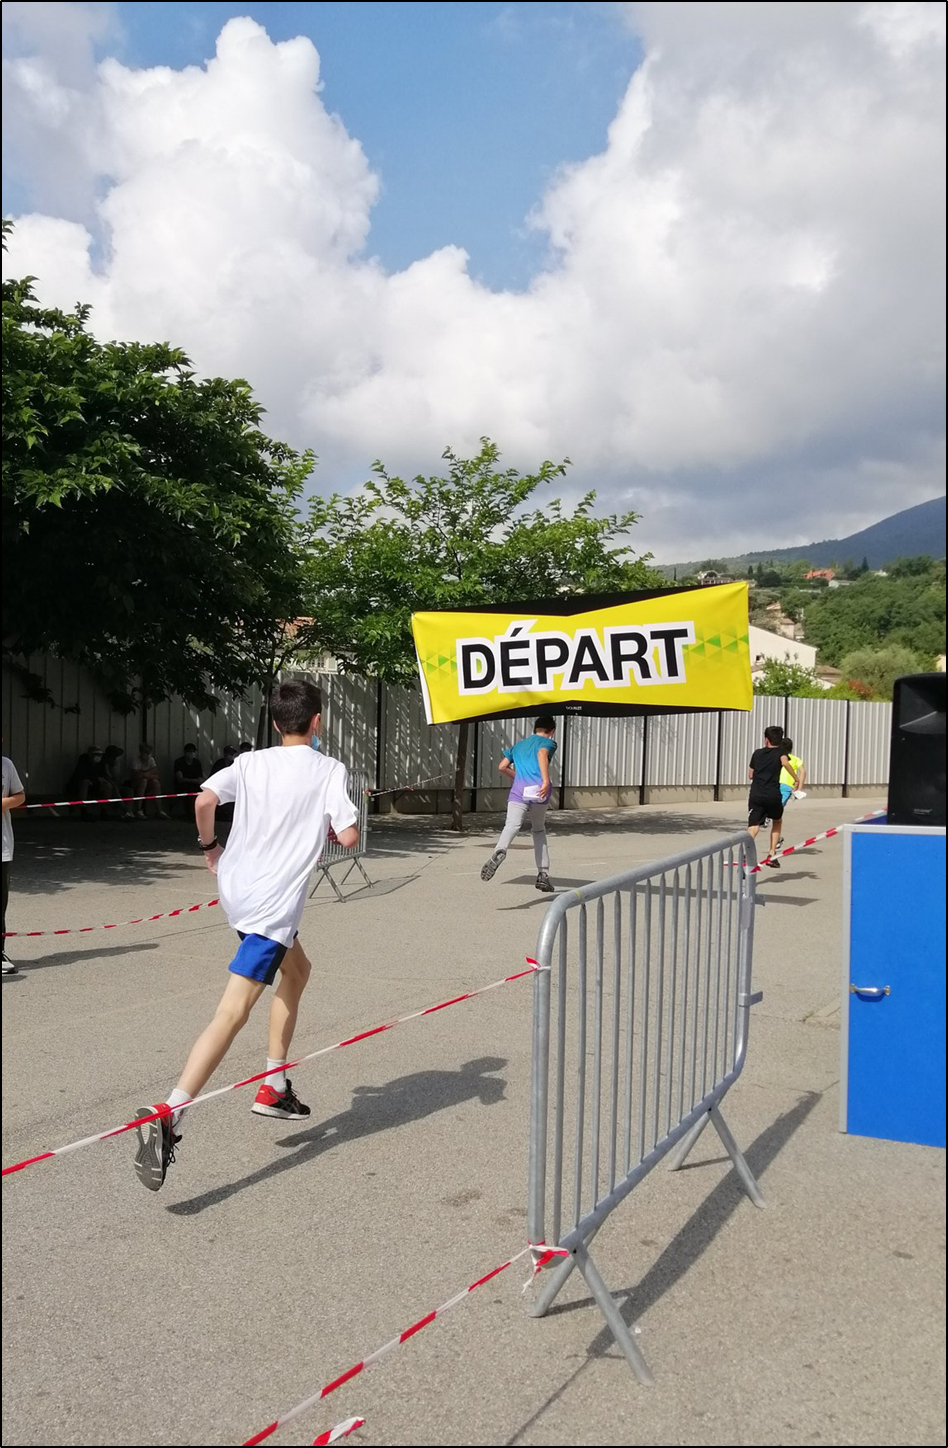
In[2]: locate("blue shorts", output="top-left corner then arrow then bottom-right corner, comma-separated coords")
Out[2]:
780,785 -> 793,806
228,932 -> 296,986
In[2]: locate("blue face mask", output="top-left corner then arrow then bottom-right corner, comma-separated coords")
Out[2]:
310,733 -> 321,752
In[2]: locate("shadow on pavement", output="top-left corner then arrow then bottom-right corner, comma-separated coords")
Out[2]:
11,818 -> 205,898
505,1089 -> 822,1446
10,941 -> 160,971
166,1056 -> 508,1218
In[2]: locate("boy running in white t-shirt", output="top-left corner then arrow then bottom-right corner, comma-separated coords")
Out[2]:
481,716 -> 557,893
133,680 -> 358,1192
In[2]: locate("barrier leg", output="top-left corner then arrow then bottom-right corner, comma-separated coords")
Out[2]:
574,1242 -> 653,1385
310,866 -> 346,904
353,858 -> 373,889
529,1226 -> 599,1319
709,1103 -> 765,1207
666,1108 -> 711,1171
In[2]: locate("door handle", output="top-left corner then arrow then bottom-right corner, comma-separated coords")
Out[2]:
849,984 -> 890,997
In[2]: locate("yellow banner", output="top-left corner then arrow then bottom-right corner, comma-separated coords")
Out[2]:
412,584 -> 752,724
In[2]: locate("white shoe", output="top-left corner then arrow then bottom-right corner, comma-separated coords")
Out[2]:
156,810 -> 170,820
2,951 -> 18,977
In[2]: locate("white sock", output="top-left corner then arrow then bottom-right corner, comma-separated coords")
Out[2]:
165,1087 -> 191,1133
266,1058 -> 288,1094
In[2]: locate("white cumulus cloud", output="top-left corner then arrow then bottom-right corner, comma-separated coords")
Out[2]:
2,3 -> 945,559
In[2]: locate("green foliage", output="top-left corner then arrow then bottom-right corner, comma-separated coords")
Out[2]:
302,440 -> 663,827
837,644 -> 925,702
303,440 -> 663,686
753,659 -> 827,698
799,560 -> 945,666
2,221 -> 312,711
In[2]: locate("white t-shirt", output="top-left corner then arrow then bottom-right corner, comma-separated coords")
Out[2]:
204,747 -> 358,945
3,756 -> 25,863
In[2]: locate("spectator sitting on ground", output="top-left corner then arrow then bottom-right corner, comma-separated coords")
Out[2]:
211,744 -> 238,774
211,745 -> 238,820
66,745 -> 112,819
130,743 -> 168,819
101,745 -> 132,820
173,743 -> 205,819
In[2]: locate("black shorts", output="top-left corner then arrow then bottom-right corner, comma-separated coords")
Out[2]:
748,793 -> 783,827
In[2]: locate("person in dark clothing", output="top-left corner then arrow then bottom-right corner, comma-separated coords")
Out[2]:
66,746 -> 112,819
747,725 -> 799,867
211,746 -> 237,820
211,745 -> 238,774
173,744 -> 205,819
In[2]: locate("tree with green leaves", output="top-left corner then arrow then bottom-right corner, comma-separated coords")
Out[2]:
838,644 -> 924,701
752,659 -> 827,698
302,440 -> 663,828
2,221 -> 313,719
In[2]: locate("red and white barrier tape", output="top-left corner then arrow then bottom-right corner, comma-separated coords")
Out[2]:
3,897 -> 220,938
365,774 -> 453,799
313,1416 -> 365,1446
1,961 -> 543,1177
243,1241 -> 568,1446
750,807 -> 886,872
21,791 -> 200,810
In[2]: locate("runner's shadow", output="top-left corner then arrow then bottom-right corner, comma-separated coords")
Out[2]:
14,942 -> 159,971
166,1056 -> 508,1217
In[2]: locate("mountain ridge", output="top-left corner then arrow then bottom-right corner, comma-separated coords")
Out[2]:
663,494 -> 945,575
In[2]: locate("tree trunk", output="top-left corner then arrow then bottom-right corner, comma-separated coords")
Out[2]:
451,720 -> 469,832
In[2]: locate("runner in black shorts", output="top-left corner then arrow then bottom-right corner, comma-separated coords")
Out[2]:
747,726 -> 799,867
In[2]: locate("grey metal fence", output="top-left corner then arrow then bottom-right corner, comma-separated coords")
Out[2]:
527,831 -> 764,1382
308,772 -> 373,903
3,652 -> 893,804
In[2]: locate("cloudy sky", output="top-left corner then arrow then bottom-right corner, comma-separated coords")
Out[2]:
2,1 -> 945,561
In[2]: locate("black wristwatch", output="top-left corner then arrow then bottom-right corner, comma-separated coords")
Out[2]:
198,836 -> 219,852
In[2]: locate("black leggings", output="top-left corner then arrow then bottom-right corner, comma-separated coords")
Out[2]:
1,860 -> 9,940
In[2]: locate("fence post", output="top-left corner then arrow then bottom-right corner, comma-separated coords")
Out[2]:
558,713 -> 570,812
471,718 -> 480,814
783,694 -> 790,739
842,699 -> 852,798
372,678 -> 383,815
714,711 -> 724,803
639,714 -> 650,806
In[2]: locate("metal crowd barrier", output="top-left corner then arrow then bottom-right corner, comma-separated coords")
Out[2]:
309,772 -> 373,903
527,831 -> 763,1383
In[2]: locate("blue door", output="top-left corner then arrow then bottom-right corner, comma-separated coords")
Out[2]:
844,828 -> 946,1149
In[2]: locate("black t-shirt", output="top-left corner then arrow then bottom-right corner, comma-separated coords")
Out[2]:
174,755 -> 204,783
749,746 -> 786,797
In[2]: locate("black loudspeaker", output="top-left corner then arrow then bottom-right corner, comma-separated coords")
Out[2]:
887,673 -> 946,827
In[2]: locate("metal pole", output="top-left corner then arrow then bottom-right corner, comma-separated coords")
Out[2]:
471,718 -> 480,814
714,710 -> 724,802
842,699 -> 852,799
558,712 -> 570,812
373,678 -> 383,815
639,714 -> 650,806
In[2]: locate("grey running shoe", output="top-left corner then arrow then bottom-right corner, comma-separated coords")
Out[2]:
535,871 -> 554,893
480,849 -> 506,882
133,1107 -> 180,1192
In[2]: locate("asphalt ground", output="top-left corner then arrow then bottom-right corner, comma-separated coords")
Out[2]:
2,796 -> 944,1447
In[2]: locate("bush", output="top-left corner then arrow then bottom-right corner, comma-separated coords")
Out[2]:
838,645 -> 924,702
753,659 -> 827,697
